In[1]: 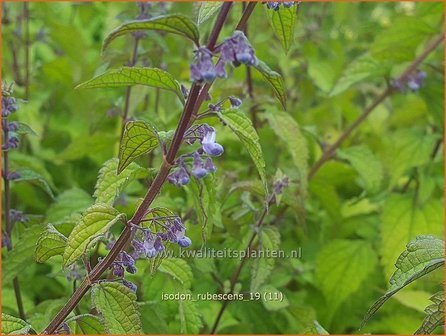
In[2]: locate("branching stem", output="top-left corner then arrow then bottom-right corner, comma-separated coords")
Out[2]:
43,3 -> 251,333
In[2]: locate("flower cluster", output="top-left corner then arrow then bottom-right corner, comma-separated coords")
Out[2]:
273,176 -> 290,195
392,69 -> 427,93
2,94 -> 20,151
107,212 -> 192,292
190,31 -> 257,83
2,85 -> 27,228
264,2 -> 300,10
168,124 -> 223,187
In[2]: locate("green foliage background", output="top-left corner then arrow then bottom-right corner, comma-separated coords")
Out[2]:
1,2 -> 444,334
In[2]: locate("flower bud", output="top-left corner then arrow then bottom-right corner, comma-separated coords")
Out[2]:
229,96 -> 242,108
178,236 -> 192,248
122,279 -> 137,292
204,157 -> 217,173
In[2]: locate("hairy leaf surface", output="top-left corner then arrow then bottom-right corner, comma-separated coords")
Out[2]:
159,258 -> 193,289
94,158 -> 149,205
316,239 -> 377,312
103,14 -> 199,51
219,109 -> 268,196
118,121 -> 159,174
1,314 -> 33,335
63,204 -> 124,267
197,2 -> 222,25
76,67 -> 184,104
35,225 -> 67,263
254,60 -> 287,110
266,4 -> 297,52
363,236 -> 444,327
91,282 -> 142,334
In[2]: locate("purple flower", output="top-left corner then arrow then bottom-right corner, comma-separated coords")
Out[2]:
66,265 -> 82,282
201,130 -> 224,156
7,122 -> 18,132
266,2 -> 280,10
190,48 -> 217,83
221,31 -> 257,67
7,171 -> 20,181
2,96 -> 17,117
9,209 -> 27,223
2,233 -> 11,250
167,165 -> 190,187
122,279 -> 137,292
112,263 -> 125,277
192,152 -> 208,179
3,135 -> 19,150
229,96 -> 242,109
178,237 -> 192,248
208,103 -> 222,112
273,176 -> 289,195
154,234 -> 165,252
204,157 -> 217,173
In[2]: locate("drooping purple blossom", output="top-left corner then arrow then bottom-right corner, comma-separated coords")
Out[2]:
190,48 -> 219,83
220,31 -> 258,67
122,279 -> 137,292
204,157 -> 216,173
264,1 -> 300,10
202,129 -> 224,156
9,209 -> 27,223
192,152 -> 208,179
229,96 -> 242,109
273,176 -> 290,195
392,69 -> 427,94
167,164 -> 190,187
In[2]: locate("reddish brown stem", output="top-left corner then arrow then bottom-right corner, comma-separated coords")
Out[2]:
43,4 -> 236,334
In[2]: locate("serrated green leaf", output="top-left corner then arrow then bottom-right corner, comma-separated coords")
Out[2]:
415,291 -> 445,334
3,225 -> 45,284
15,122 -> 37,136
94,158 -> 149,205
218,109 -> 268,196
91,282 -> 142,334
260,285 -> 289,311
266,4 -> 297,52
330,54 -> 388,96
103,14 -> 199,51
315,239 -> 377,312
1,314 -> 33,335
254,60 -> 287,110
46,188 -> 93,222
65,314 -> 105,334
159,258 -> 193,289
35,224 -> 67,263
197,2 -> 222,25
383,129 -> 438,187
251,227 -> 280,291
14,168 -> 54,198
264,110 -> 308,196
118,120 -> 159,174
76,67 -> 185,104
63,204 -> 124,267
363,236 -> 444,327
178,289 -> 202,334
338,145 -> 383,193
380,195 -> 444,279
